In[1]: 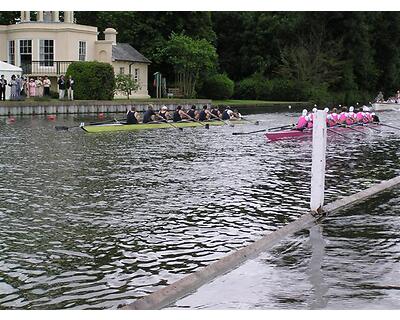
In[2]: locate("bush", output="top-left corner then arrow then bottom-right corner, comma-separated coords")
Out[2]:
201,74 -> 234,99
234,73 -> 272,100
66,61 -> 115,100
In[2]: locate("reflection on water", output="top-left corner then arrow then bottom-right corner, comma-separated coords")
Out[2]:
0,110 -> 399,309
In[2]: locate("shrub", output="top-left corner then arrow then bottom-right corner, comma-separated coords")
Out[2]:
66,61 -> 115,100
201,73 -> 234,99
234,74 -> 272,100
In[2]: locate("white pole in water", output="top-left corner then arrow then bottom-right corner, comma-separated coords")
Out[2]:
310,110 -> 327,213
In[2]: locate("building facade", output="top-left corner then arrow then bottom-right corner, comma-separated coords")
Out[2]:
0,11 -> 150,98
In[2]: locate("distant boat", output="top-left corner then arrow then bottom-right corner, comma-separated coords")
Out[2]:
371,102 -> 400,111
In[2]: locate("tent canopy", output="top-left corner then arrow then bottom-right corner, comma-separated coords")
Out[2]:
0,61 -> 22,72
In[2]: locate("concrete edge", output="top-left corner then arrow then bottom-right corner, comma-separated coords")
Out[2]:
121,175 -> 400,310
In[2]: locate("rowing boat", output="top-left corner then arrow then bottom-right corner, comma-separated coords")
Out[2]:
371,102 -> 400,111
265,123 -> 378,142
81,119 -> 246,133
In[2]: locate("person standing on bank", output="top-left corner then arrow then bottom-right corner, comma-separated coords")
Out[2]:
58,75 -> 66,100
43,76 -> 51,96
66,75 -> 75,101
35,77 -> 43,97
0,75 -> 7,101
28,78 -> 36,98
8,75 -> 18,101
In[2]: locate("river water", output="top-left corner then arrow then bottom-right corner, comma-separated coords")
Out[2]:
0,109 -> 399,309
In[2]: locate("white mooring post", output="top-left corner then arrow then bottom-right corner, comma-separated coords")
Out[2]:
310,110 -> 328,213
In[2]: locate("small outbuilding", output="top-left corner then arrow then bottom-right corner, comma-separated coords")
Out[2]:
0,61 -> 23,100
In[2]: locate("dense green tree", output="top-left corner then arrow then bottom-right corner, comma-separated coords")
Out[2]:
161,33 -> 218,98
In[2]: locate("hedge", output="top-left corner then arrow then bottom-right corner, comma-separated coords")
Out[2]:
66,61 -> 115,100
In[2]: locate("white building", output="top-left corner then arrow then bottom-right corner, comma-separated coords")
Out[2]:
0,11 -> 150,98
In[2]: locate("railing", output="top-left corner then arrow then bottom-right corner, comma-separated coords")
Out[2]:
21,61 -> 74,76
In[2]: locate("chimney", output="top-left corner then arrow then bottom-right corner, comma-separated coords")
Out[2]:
104,28 -> 118,45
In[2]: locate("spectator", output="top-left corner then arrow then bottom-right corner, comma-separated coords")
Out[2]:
58,75 -> 66,100
8,75 -> 18,100
0,75 -> 7,101
43,76 -> 51,97
36,77 -> 43,97
28,78 -> 36,98
66,75 -> 75,100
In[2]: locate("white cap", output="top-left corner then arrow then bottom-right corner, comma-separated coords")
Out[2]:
302,109 -> 307,116
349,106 -> 354,112
162,105 -> 167,110
312,107 -> 317,113
324,107 -> 329,112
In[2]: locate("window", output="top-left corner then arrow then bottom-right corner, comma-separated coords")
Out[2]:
134,68 -> 139,82
8,41 -> 15,65
39,40 -> 54,66
79,41 -> 86,61
119,67 -> 125,74
19,40 -> 32,54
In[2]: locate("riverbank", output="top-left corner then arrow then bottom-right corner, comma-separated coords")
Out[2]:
0,98 -> 307,116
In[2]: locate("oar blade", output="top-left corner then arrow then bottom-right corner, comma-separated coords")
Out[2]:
55,126 -> 69,131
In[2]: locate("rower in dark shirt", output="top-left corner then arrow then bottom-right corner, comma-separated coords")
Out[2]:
187,105 -> 197,120
221,106 -> 233,120
210,106 -> 221,119
198,105 -> 209,121
126,106 -> 139,124
172,105 -> 190,122
143,105 -> 156,123
158,105 -> 170,121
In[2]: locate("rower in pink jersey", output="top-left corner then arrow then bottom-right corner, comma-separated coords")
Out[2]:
327,107 -> 338,127
307,107 -> 318,128
296,109 -> 309,130
366,112 -> 373,123
356,108 -> 365,123
346,106 -> 357,125
338,106 -> 349,124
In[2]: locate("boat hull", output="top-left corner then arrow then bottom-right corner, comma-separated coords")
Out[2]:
81,120 -> 246,133
372,103 -> 400,111
265,124 -> 378,142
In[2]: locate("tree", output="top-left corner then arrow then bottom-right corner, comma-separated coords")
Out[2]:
161,33 -> 218,98
115,74 -> 140,99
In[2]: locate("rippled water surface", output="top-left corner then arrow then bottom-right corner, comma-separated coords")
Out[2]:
0,109 -> 399,309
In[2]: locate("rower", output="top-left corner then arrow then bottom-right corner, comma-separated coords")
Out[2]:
143,105 -> 156,123
158,105 -> 171,121
338,106 -> 348,124
232,108 -> 242,119
198,105 -> 210,121
221,106 -> 233,120
296,109 -> 309,130
126,106 -> 139,124
210,106 -> 221,119
187,105 -> 197,120
371,112 -> 380,123
346,106 -> 356,125
327,107 -> 338,127
307,107 -> 317,128
356,107 -> 365,123
172,105 -> 190,122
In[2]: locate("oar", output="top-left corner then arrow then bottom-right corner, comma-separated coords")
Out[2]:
233,124 -> 294,135
357,123 -> 381,133
209,113 -> 234,127
185,115 -> 210,129
55,118 -> 124,131
154,114 -> 183,131
240,116 -> 260,125
338,124 -> 368,136
327,127 -> 351,139
375,123 -> 400,131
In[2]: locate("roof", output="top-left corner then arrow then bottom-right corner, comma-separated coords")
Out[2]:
0,61 -> 22,72
112,43 -> 151,64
